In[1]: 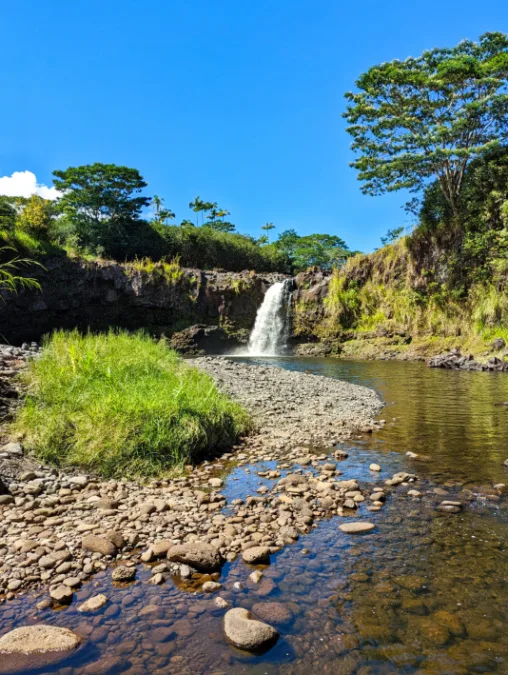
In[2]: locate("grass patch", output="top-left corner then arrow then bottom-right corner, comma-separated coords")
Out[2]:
13,330 -> 251,478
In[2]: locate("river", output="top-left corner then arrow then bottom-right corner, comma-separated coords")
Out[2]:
1,358 -> 508,674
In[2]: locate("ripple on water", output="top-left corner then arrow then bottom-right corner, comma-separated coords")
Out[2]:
1,358 -> 508,674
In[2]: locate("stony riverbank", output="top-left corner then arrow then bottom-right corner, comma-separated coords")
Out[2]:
0,355 -> 384,608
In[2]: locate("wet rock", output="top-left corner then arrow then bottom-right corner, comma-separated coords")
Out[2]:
252,602 -> 293,627
437,501 -> 462,513
224,607 -> 278,652
242,546 -> 271,565
0,625 -> 81,665
339,522 -> 376,534
50,585 -> 74,604
202,581 -> 222,593
78,594 -> 108,612
112,566 -> 136,582
167,541 -> 223,572
369,463 -> 381,472
214,596 -> 230,609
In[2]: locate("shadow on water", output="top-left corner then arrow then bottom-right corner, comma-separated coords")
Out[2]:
1,358 -> 508,674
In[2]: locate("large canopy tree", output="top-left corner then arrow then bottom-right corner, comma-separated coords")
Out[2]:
344,32 -> 508,218
53,163 -> 150,256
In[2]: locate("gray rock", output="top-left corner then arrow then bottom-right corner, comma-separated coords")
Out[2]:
0,624 -> 81,654
167,541 -> 222,572
339,522 -> 376,534
242,546 -> 271,565
224,607 -> 278,652
112,566 -> 136,582
77,594 -> 108,612
50,585 -> 74,604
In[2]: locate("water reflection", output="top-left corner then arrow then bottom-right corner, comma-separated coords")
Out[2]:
1,359 -> 507,674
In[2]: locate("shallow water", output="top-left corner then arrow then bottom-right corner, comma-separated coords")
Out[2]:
2,358 -> 508,674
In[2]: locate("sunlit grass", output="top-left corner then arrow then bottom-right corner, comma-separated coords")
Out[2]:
14,330 -> 251,477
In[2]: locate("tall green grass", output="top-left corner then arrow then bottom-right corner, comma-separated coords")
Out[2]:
14,331 -> 250,477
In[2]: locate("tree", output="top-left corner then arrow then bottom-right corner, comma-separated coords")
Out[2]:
203,202 -> 235,232
52,164 -> 150,256
189,196 -> 206,226
151,195 -> 175,225
344,32 -> 508,218
274,230 -> 350,272
17,195 -> 57,235
261,222 -> 275,242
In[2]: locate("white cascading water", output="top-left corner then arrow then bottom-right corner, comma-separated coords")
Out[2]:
246,279 -> 293,356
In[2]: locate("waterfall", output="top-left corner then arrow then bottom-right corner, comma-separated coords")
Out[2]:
246,279 -> 292,356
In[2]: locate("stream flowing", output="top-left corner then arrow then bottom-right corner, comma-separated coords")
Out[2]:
2,358 -> 508,674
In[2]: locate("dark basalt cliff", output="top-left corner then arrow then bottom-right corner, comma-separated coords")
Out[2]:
0,257 -> 287,346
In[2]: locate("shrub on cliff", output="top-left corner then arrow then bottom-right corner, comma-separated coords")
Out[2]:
14,331 -> 250,477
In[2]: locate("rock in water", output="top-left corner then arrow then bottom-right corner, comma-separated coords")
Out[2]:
242,546 -> 271,565
111,566 -> 136,582
0,625 -> 81,673
224,608 -> 278,652
78,594 -> 108,612
252,602 -> 293,627
339,522 -> 376,534
167,541 -> 222,572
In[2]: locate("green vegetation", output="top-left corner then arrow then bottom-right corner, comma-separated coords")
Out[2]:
344,32 -> 508,218
0,246 -> 42,296
14,331 -> 251,478
309,32 -> 507,358
0,162 -> 354,274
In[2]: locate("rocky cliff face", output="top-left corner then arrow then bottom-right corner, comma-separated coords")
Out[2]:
0,257 -> 287,345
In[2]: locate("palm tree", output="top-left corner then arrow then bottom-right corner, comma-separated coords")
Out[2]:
152,196 -> 175,225
189,196 -> 206,226
261,222 -> 275,242
152,195 -> 163,217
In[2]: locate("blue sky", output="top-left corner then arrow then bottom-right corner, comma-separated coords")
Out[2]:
1,1 -> 506,252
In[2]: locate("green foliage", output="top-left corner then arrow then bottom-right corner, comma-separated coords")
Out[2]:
53,163 -> 150,259
0,197 -> 17,231
344,32 -> 508,216
416,145 -> 508,285
129,256 -> 183,284
380,227 -> 404,247
14,331 -> 251,478
274,230 -> 350,272
151,195 -> 175,225
0,246 -> 42,296
16,195 -> 58,235
324,268 -> 361,328
154,224 -> 290,272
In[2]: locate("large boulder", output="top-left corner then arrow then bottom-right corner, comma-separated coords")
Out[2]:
169,324 -> 243,356
167,541 -> 223,572
0,625 -> 81,673
224,608 -> 278,652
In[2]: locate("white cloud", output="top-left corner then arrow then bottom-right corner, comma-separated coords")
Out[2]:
0,170 -> 61,200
